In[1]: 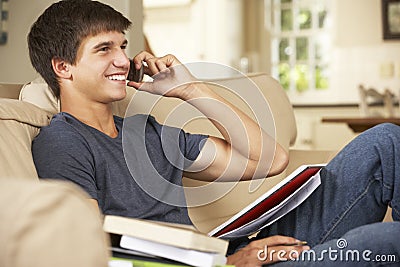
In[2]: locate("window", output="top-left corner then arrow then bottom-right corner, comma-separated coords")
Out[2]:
268,0 -> 331,94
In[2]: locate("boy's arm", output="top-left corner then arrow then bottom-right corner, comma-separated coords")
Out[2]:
181,83 -> 288,182
128,52 -> 289,182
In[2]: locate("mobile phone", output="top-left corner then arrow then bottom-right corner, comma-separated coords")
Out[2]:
128,59 -> 144,82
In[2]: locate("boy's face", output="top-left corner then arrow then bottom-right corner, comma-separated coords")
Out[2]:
68,31 -> 130,104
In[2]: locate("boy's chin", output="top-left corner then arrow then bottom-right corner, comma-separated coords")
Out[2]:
111,88 -> 127,101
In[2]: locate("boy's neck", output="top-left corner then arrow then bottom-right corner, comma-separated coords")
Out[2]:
61,98 -> 118,138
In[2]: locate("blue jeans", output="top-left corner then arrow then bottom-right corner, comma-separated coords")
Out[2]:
231,123 -> 400,266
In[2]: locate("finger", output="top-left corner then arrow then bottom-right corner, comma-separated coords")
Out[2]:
133,51 -> 155,69
268,245 -> 310,263
155,59 -> 169,73
264,235 -> 302,247
227,243 -> 295,266
226,247 -> 264,267
145,58 -> 162,76
145,54 -> 180,77
160,54 -> 180,67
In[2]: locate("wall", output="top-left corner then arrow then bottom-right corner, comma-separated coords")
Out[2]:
145,0 -> 400,103
0,0 -> 143,84
242,0 -> 400,105
330,0 -> 400,104
292,0 -> 400,150
3,0 -> 397,150
143,0 -> 244,78
292,106 -> 358,150
143,0 -> 400,150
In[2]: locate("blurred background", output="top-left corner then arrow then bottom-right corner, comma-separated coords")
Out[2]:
1,0 -> 399,151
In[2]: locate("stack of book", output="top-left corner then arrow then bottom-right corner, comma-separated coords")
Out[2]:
104,215 -> 229,267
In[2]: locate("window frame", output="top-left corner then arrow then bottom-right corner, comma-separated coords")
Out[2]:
268,0 -> 332,100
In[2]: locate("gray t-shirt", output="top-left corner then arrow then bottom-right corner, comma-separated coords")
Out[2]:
32,112 -> 207,225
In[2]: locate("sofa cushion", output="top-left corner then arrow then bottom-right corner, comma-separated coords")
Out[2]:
0,99 -> 52,179
19,77 -> 59,114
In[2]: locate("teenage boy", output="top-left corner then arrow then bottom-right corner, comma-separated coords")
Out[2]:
30,1 -> 399,266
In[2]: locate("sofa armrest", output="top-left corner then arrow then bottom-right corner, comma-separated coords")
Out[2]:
0,179 -> 109,267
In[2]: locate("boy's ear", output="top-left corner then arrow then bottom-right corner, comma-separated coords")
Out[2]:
51,58 -> 71,79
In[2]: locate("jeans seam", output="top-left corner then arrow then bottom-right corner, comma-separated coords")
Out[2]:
319,177 -> 377,244
382,182 -> 392,190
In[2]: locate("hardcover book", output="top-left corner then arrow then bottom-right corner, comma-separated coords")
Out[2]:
103,215 -> 228,255
208,164 -> 325,239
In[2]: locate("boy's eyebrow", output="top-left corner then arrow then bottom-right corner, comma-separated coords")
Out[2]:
92,39 -> 128,50
93,41 -> 113,50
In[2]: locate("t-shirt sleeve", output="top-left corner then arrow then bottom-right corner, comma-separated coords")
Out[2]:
181,131 -> 208,163
32,122 -> 98,200
146,115 -> 208,169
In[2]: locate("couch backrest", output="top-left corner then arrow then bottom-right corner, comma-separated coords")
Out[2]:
0,83 -> 51,179
0,97 -> 52,180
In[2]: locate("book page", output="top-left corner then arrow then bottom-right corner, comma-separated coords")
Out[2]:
120,235 -> 226,267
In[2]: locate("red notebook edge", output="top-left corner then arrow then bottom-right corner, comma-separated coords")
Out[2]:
208,164 -> 326,238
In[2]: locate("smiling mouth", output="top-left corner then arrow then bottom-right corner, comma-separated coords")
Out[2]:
107,74 -> 126,81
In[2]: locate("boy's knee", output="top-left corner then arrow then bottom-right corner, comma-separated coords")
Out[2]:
359,123 -> 400,144
369,123 -> 400,136
343,222 -> 400,246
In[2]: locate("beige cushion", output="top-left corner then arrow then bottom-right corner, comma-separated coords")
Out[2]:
210,73 -> 297,148
0,99 -> 52,179
0,179 -> 109,267
19,77 -> 59,114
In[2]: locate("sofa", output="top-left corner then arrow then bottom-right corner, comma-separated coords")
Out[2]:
0,87 -> 109,265
1,73 -> 389,265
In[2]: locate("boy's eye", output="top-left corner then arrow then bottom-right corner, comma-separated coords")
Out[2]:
121,44 -> 127,50
100,47 -> 110,52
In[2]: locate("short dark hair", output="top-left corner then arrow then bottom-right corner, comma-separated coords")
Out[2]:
28,0 -> 132,98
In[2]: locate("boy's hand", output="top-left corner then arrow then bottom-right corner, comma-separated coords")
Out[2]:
127,51 -> 197,100
227,235 -> 310,267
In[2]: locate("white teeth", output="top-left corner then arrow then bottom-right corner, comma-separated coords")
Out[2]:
107,75 -> 126,81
